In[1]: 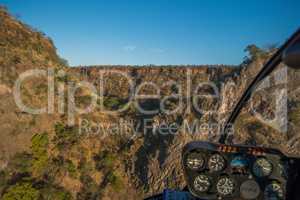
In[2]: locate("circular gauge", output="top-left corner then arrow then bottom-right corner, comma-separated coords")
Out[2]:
240,180 -> 261,199
208,154 -> 226,172
216,177 -> 235,196
253,158 -> 273,177
186,152 -> 205,170
264,182 -> 284,200
193,174 -> 211,193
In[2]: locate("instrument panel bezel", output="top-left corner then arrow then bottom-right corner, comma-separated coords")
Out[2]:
182,141 -> 291,200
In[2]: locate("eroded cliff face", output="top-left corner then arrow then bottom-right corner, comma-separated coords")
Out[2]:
66,64 -> 260,197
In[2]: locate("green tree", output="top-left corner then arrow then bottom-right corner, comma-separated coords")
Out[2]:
2,183 -> 39,200
94,150 -> 116,171
65,159 -> 78,178
41,187 -> 72,200
244,44 -> 268,63
53,123 -> 79,150
30,132 -> 49,175
106,171 -> 124,191
103,96 -> 125,110
58,57 -> 69,66
51,191 -> 72,200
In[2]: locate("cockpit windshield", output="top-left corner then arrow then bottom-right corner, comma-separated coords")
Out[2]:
233,60 -> 300,156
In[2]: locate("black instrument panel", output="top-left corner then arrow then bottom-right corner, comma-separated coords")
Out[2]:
182,141 -> 298,200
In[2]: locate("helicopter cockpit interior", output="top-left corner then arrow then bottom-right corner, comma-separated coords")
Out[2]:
146,29 -> 300,200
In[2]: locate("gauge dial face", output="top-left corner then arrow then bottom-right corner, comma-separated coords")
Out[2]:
240,180 -> 261,199
264,182 -> 284,200
186,152 -> 205,170
253,158 -> 273,177
208,154 -> 225,172
193,175 -> 211,193
216,177 -> 235,196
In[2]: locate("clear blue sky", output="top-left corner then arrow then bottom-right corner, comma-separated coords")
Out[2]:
1,0 -> 299,66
